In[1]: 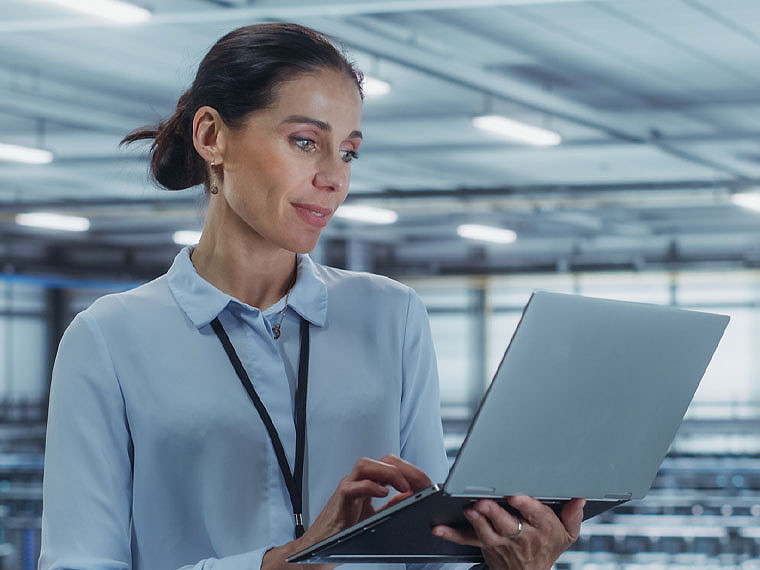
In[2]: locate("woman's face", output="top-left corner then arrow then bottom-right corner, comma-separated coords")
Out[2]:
217,68 -> 363,254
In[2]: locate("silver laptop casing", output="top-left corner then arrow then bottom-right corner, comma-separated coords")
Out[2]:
289,291 -> 729,563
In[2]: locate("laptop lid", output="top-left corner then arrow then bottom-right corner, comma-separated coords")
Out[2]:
444,291 -> 729,501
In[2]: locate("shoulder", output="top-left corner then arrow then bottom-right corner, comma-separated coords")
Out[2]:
308,261 -> 429,332
313,262 -> 419,307
78,274 -> 174,331
54,276 -> 171,379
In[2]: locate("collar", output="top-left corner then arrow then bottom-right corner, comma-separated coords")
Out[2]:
167,246 -> 328,329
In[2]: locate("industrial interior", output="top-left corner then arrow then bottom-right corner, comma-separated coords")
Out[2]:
2,0 -> 760,568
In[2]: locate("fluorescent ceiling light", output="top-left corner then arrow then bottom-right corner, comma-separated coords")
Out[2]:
0,143 -> 54,165
39,0 -> 151,24
335,205 -> 398,224
363,76 -> 392,97
16,212 -> 90,232
731,191 -> 760,212
173,230 -> 202,245
457,224 -> 517,244
472,115 -> 561,146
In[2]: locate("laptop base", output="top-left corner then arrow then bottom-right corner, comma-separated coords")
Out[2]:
289,488 -> 627,564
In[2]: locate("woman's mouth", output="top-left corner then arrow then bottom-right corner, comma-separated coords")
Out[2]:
292,203 -> 332,228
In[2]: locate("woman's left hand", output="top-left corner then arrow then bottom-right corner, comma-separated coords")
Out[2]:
432,496 -> 585,570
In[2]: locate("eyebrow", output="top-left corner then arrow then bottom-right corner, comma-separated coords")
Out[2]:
281,115 -> 362,140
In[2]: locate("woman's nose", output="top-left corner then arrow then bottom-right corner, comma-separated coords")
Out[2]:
313,154 -> 349,194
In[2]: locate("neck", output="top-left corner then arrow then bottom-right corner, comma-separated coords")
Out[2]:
191,209 -> 297,311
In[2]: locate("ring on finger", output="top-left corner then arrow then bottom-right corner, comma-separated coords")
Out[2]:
505,519 -> 523,539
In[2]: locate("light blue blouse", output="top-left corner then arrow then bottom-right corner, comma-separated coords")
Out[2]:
39,247 -> 450,570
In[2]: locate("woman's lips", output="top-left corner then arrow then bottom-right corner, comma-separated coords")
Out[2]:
292,203 -> 332,228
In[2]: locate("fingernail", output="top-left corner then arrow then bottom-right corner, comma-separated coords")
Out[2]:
508,495 -> 526,507
465,508 -> 480,519
432,527 -> 444,536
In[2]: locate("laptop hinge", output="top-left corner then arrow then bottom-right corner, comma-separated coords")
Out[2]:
448,486 -> 503,498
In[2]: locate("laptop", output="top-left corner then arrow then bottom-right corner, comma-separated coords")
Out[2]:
289,291 -> 729,563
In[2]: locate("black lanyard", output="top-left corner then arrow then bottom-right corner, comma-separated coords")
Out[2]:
210,315 -> 310,539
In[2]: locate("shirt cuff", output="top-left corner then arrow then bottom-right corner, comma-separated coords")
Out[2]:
177,545 -> 270,570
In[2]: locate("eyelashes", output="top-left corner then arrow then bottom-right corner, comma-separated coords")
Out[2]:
291,136 -> 359,163
341,150 -> 359,163
293,137 -> 317,152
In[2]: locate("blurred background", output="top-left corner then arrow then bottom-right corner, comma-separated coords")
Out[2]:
2,0 -> 760,568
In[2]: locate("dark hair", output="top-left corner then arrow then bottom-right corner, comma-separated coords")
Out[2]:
120,23 -> 364,191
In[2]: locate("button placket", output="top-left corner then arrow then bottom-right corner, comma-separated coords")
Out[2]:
233,309 -> 300,540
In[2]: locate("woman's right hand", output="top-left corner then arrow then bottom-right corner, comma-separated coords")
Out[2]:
262,454 -> 432,570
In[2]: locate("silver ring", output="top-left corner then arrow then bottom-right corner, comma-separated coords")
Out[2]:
506,519 -> 523,539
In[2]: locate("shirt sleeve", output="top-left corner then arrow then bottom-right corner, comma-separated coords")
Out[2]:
39,311 -> 134,570
175,549 -> 270,570
399,291 -> 474,570
399,289 -> 449,489
38,312 -> 275,570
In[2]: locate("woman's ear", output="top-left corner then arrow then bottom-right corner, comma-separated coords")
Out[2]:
192,106 -> 226,165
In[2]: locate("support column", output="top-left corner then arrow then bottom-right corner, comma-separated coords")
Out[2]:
44,288 -> 67,421
468,278 -> 488,414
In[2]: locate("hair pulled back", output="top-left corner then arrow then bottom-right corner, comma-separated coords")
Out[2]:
121,23 -> 364,191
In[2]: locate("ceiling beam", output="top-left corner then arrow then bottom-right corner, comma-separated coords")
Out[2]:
0,89 -> 142,133
0,35 -> 180,103
0,1 -> 624,33
0,178 -> 754,214
307,15 -> 751,180
6,121 -> 760,164
2,4 -> 748,181
348,179 -> 754,199
0,163 -> 146,202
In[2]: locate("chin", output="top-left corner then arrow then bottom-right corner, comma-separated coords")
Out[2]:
284,233 -> 321,255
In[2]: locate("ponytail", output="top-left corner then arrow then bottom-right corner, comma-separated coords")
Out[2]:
120,91 -> 206,190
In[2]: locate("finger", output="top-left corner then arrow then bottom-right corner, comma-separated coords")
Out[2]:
560,498 -> 586,540
431,524 -> 481,547
379,455 -> 433,491
464,507 -> 502,546
472,500 -> 522,538
338,479 -> 390,502
507,495 -> 557,530
379,491 -> 413,512
336,481 -> 388,526
350,458 -> 412,493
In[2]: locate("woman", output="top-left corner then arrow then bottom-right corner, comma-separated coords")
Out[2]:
39,23 -> 583,570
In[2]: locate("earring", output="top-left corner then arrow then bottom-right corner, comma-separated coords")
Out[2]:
209,161 -> 219,195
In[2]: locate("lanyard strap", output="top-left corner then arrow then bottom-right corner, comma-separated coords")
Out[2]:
210,315 -> 310,539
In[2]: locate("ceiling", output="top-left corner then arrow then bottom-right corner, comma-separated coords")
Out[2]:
3,0 -> 760,280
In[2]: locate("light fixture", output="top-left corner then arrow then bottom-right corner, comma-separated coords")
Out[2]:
363,76 -> 392,97
335,205 -> 398,224
457,224 -> 517,244
39,0 -> 151,24
173,230 -> 202,246
472,115 -> 561,146
0,142 -> 54,165
731,191 -> 760,212
16,212 -> 90,232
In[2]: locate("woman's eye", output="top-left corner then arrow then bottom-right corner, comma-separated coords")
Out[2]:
341,150 -> 359,163
293,137 -> 317,152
